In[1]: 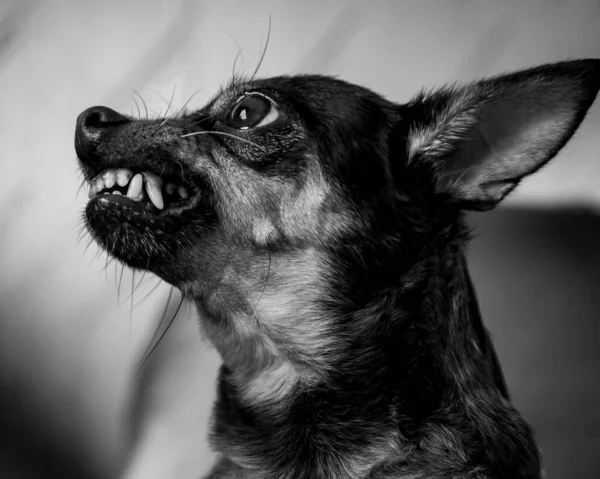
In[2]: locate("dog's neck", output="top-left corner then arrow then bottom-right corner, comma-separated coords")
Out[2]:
195,216 -> 511,477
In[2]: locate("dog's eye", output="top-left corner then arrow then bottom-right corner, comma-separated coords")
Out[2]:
225,94 -> 279,130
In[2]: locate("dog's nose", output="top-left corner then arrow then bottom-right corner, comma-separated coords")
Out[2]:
75,106 -> 129,161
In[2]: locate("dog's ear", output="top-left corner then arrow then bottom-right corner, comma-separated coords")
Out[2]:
404,59 -> 600,210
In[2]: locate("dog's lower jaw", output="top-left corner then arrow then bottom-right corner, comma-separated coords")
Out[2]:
199,249 -> 541,479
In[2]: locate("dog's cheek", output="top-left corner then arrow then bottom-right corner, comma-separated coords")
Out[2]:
207,168 -> 281,245
277,172 -> 359,245
278,177 -> 326,240
251,218 -> 279,246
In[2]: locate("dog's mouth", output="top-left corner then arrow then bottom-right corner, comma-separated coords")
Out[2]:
82,159 -> 213,272
86,163 -> 203,217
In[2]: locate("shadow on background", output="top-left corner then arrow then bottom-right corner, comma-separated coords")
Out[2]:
468,207 -> 600,478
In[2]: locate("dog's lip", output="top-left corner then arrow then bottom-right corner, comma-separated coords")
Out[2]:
79,149 -> 195,179
89,186 -> 204,217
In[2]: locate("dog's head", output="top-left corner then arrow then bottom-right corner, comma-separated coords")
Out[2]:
75,60 -> 599,343
75,60 -> 599,476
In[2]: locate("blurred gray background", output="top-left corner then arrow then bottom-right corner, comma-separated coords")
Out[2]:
0,0 -> 598,478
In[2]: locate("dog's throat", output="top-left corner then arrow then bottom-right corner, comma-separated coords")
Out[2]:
206,249 -> 507,477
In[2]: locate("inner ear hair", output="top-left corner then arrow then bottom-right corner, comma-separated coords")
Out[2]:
404,59 -> 600,210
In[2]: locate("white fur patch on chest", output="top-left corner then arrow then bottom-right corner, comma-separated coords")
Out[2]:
248,248 -> 340,368
238,360 -> 302,407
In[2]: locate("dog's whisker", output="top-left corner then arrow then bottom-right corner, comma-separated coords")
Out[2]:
152,84 -> 177,136
253,245 -> 271,312
103,254 -> 113,276
75,178 -> 87,200
232,49 -> 243,86
146,86 -> 172,106
114,259 -> 119,290
249,246 -> 272,330
76,226 -> 87,244
81,237 -> 95,255
130,269 -> 136,341
93,246 -> 104,262
182,110 -> 222,129
177,161 -> 186,186
151,108 -> 163,128
132,96 -> 142,120
181,131 -> 267,153
132,90 -> 149,121
172,87 -> 202,121
227,34 -> 247,79
250,14 -> 271,82
136,287 -> 182,375
132,278 -> 163,310
117,264 -> 126,303
121,268 -> 149,304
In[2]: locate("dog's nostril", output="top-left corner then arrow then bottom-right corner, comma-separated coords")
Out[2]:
78,106 -> 129,131
83,110 -> 102,129
75,106 -> 130,162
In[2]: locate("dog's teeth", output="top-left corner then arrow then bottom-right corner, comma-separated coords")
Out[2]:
88,168 -> 167,209
177,186 -> 189,199
116,168 -> 133,187
127,173 -> 143,199
165,183 -> 177,195
142,172 -> 164,210
102,170 -> 116,189
92,177 -> 104,196
131,190 -> 145,202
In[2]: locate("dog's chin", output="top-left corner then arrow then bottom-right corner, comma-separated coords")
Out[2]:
84,188 -> 208,275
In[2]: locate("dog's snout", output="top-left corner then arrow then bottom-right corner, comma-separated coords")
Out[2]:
75,106 -> 129,162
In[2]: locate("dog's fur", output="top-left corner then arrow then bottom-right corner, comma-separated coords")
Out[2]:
75,59 -> 600,478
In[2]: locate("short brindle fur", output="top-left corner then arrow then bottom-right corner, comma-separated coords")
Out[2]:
75,60 -> 600,478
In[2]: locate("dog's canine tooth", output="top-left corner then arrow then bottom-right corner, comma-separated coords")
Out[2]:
142,172 -> 164,209
126,173 -> 143,199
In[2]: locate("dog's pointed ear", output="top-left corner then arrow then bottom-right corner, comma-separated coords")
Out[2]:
404,59 -> 600,210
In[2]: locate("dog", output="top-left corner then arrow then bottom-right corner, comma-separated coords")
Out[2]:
75,59 -> 599,478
